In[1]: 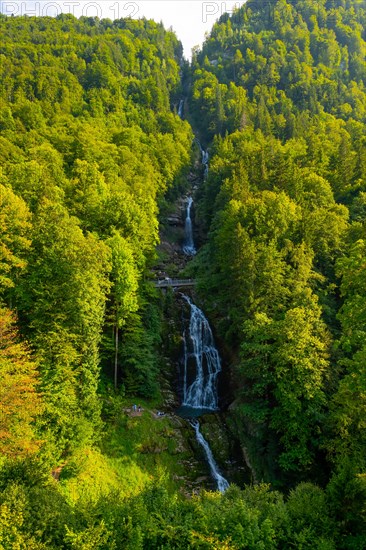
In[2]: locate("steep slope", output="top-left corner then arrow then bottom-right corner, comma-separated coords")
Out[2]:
1,7 -> 366,548
0,13 -> 192,460
190,0 -> 366,522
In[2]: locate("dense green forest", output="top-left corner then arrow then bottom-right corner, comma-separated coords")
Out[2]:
0,12 -> 193,454
1,1 -> 366,548
189,0 -> 366,545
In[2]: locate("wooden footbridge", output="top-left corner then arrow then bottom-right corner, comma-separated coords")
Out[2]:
152,278 -> 196,289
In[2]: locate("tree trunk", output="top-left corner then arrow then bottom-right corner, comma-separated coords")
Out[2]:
114,324 -> 119,390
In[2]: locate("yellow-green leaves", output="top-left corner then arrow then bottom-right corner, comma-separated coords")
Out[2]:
0,183 -> 31,291
0,308 -> 43,458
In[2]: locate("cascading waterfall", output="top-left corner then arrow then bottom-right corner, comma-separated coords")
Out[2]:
182,295 -> 220,409
203,156 -> 208,179
182,197 -> 196,256
181,295 -> 229,492
178,99 -> 184,118
202,149 -> 209,173
178,140 -> 227,492
196,139 -> 209,179
191,420 -> 229,493
203,164 -> 208,180
201,148 -> 208,165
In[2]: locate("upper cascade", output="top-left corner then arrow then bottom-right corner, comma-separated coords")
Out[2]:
196,139 -> 209,179
182,196 -> 196,256
178,99 -> 184,118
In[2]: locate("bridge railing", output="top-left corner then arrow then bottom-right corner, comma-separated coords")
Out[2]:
152,278 -> 196,287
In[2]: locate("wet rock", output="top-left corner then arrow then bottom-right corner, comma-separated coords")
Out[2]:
161,389 -> 179,409
167,215 -> 182,226
194,476 -> 209,484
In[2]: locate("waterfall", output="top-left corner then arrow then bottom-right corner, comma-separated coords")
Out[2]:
201,149 -> 209,166
204,161 -> 208,179
181,296 -> 229,491
191,420 -> 229,493
178,150 -> 228,491
182,295 -> 221,410
178,99 -> 184,118
202,149 -> 209,179
195,138 -> 209,179
182,197 -> 196,256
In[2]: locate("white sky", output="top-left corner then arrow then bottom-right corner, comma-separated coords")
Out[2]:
0,0 -> 246,58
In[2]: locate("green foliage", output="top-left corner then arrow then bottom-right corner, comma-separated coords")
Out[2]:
0,405 -> 342,550
0,183 -> 31,294
1,3 -> 366,548
65,521 -> 115,550
0,308 -> 43,458
191,0 -> 366,156
240,300 -> 329,472
326,239 -> 366,481
0,13 -> 192,456
191,6 -> 366,540
0,458 -> 75,549
119,305 -> 161,398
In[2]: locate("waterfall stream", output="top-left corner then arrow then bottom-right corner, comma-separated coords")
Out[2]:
182,295 -> 220,410
182,197 -> 196,256
178,99 -> 184,118
176,137 -> 227,492
181,295 -> 229,492
196,138 -> 209,179
191,420 -> 230,493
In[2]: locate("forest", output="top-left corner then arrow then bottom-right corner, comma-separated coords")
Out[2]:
1,1 -> 366,548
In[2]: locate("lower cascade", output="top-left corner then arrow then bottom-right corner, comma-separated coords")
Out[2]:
181,295 -> 229,492
191,420 -> 230,493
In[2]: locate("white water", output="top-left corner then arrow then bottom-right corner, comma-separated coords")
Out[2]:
182,296 -> 221,410
191,420 -> 229,493
178,99 -> 184,118
201,149 -> 209,166
179,156 -> 228,492
182,299 -> 230,490
182,197 -> 196,256
196,139 -> 209,179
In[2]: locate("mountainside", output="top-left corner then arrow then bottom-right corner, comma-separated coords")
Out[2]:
1,3 -> 366,548
188,0 -> 366,539
0,12 -> 192,457
190,0 -> 366,140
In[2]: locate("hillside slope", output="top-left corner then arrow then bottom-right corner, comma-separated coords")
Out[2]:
189,0 -> 366,536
